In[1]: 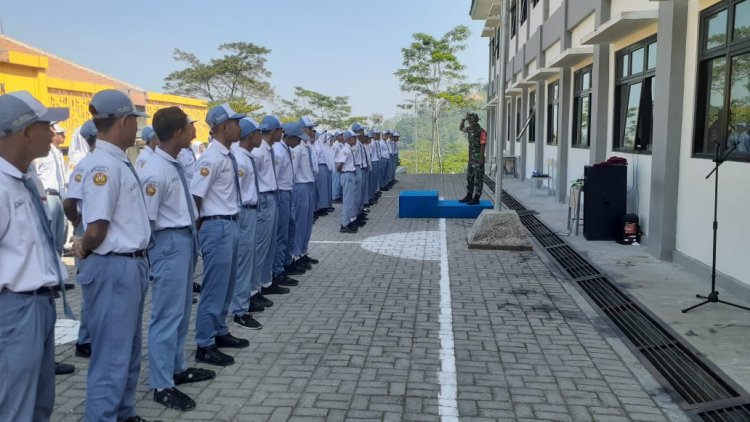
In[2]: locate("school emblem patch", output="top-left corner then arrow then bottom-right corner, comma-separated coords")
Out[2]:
74,174 -> 82,183
145,184 -> 157,196
93,172 -> 108,186
200,167 -> 210,177
238,169 -> 245,177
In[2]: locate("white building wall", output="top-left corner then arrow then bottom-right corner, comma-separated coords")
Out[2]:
675,0 -> 750,286
571,13 -> 596,48
545,41 -> 562,66
549,0 -> 563,16
530,2 -> 544,33
611,0 -> 658,16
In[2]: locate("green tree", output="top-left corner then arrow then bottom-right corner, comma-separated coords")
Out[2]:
276,86 -> 365,129
163,42 -> 273,114
395,25 -> 474,173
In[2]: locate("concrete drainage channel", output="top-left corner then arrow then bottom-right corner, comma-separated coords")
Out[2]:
484,180 -> 750,421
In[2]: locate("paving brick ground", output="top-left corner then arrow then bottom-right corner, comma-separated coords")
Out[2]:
51,174 -> 684,421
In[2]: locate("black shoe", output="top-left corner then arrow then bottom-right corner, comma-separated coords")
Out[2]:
261,283 -> 290,295
292,259 -> 312,270
173,367 -> 216,385
196,346 -> 234,366
215,333 -> 250,348
326,207 -> 335,212
341,225 -> 357,233
467,195 -> 481,205
75,342 -> 91,358
283,264 -> 305,275
233,314 -> 262,330
275,275 -> 299,287
192,296 -> 197,304
458,193 -> 472,203
247,302 -> 265,313
355,220 -> 366,228
154,387 -> 196,411
193,282 -> 202,294
333,198 -> 342,204
300,255 -> 319,264
251,294 -> 273,308
55,362 -> 75,375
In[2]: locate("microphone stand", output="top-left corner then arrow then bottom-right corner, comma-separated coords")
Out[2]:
682,140 -> 750,313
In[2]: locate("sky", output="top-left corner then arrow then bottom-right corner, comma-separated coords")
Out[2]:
0,0 -> 488,119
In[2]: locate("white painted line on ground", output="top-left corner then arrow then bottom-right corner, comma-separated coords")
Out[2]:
55,318 -> 80,345
309,240 -> 362,244
437,218 -> 459,421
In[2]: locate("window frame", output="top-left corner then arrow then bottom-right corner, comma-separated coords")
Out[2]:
532,0 -> 540,7
528,90 -> 536,143
694,0 -> 750,162
547,80 -> 559,145
520,0 -> 528,25
516,97 -> 522,143
572,65 -> 593,149
510,0 -> 518,38
613,35 -> 657,153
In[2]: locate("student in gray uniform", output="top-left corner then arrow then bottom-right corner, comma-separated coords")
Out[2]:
0,91 -> 71,422
337,131 -> 359,233
74,89 -> 153,422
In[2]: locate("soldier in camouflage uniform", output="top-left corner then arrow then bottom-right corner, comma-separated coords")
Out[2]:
459,112 -> 487,205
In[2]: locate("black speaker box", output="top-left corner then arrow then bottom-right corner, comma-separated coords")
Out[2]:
583,165 -> 627,241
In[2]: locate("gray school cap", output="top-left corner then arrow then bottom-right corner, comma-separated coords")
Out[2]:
90,89 -> 148,119
0,91 -> 69,136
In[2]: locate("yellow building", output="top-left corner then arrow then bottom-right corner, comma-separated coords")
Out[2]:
0,35 -> 210,148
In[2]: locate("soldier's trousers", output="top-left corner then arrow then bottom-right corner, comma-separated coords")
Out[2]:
467,162 -> 485,196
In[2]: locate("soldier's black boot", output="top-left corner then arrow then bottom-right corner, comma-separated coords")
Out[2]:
467,194 -> 481,205
458,192 -> 472,203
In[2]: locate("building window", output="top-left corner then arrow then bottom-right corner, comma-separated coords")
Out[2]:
694,0 -> 750,159
572,66 -> 593,148
528,91 -> 536,143
520,0 -> 528,25
516,97 -> 522,142
613,36 -> 657,152
547,81 -> 559,145
510,1 -> 517,38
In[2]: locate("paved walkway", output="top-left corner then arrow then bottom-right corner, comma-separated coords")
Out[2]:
52,174 -> 686,421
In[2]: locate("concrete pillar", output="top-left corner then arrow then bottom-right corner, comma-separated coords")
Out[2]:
510,95 -> 517,158
648,1 -> 688,260
589,0 -> 611,164
535,81 -> 546,175
556,68 -> 572,203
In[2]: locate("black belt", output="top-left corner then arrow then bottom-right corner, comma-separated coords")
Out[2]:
342,171 -> 355,174
46,189 -> 60,196
156,226 -> 190,232
200,215 -> 239,222
319,163 -> 327,167
105,250 -> 148,258
242,204 -> 257,209
13,286 -> 55,296
259,191 -> 276,195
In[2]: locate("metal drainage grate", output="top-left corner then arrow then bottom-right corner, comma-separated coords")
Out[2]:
485,184 -> 750,420
698,405 -> 750,421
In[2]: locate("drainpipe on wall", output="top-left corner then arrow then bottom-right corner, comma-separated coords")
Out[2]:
494,0 -> 510,210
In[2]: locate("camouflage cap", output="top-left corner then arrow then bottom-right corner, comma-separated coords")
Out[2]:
467,112 -> 480,123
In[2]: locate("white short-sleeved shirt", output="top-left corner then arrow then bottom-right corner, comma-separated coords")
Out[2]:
232,144 -> 259,206
333,142 -> 343,163
0,158 -> 63,292
178,147 -> 197,185
394,142 -> 399,154
360,141 -> 370,169
79,140 -> 151,254
352,142 -> 362,167
387,140 -> 396,156
65,158 -> 91,201
307,142 -> 319,175
251,140 -> 278,193
336,144 -> 356,172
140,147 -> 197,230
292,142 -> 316,184
190,139 -> 240,217
33,145 -> 66,194
135,147 -> 154,173
369,142 -> 380,162
315,140 -> 328,165
272,140 -> 295,191
378,140 -> 389,159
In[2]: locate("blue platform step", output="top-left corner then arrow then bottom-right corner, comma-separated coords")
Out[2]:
398,190 -> 493,219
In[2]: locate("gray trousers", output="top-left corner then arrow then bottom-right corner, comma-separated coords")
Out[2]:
340,172 -> 357,227
0,291 -> 56,422
47,194 -> 68,255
